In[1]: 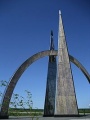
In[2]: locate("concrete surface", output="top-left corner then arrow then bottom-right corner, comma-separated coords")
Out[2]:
0,115 -> 90,120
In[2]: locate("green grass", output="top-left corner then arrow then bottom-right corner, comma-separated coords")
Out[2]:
78,108 -> 90,113
8,108 -> 90,116
9,112 -> 43,116
8,108 -> 43,116
9,108 -> 43,112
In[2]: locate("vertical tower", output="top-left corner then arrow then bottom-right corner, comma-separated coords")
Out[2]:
56,11 -> 78,115
44,31 -> 57,116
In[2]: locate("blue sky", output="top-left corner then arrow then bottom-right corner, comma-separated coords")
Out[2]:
0,0 -> 90,109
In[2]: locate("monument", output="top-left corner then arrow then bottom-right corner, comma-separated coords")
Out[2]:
0,11 -> 90,119
44,31 -> 57,116
55,10 -> 78,116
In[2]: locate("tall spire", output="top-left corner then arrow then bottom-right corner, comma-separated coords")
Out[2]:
55,10 -> 78,115
44,31 -> 57,116
49,30 -> 55,62
58,10 -> 65,46
59,10 -> 61,15
50,30 -> 54,50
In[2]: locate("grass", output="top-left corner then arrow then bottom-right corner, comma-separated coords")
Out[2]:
9,112 -> 43,116
9,108 -> 43,112
8,108 -> 90,116
78,108 -> 90,114
8,108 -> 43,116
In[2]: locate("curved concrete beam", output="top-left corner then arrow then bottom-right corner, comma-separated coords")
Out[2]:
0,50 -> 90,118
69,55 -> 90,83
0,50 -> 57,117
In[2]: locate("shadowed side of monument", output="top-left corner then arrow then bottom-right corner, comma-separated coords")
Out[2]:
55,10 -> 79,116
44,31 -> 57,116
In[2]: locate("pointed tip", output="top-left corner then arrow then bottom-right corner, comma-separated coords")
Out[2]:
51,30 -> 53,36
50,31 -> 54,50
59,10 -> 61,15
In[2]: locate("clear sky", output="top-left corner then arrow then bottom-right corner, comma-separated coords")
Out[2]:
0,0 -> 90,109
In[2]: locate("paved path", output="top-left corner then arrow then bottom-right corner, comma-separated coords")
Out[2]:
1,115 -> 90,120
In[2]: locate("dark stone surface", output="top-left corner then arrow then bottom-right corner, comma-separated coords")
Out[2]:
44,56 -> 57,115
54,114 -> 84,117
43,114 -> 54,117
44,33 -> 57,116
0,115 -> 9,119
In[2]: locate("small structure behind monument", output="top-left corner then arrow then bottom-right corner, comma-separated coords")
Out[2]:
44,31 -> 57,116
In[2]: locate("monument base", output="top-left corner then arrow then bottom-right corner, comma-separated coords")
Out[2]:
54,114 -> 85,117
43,114 -> 54,117
43,114 -> 83,117
0,115 -> 9,119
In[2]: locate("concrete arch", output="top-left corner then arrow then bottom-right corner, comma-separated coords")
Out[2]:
0,50 -> 90,118
69,55 -> 90,83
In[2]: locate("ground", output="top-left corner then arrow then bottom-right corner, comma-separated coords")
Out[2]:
1,115 -> 90,120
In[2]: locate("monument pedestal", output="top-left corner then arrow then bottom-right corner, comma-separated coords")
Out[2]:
54,114 -> 79,117
0,113 -> 9,119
